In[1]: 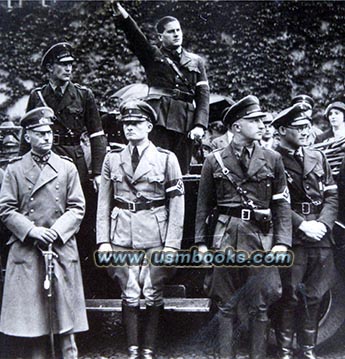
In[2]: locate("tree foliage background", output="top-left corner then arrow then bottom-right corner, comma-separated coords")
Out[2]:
0,0 -> 344,121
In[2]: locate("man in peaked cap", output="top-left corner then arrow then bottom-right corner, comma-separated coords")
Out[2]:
20,42 -> 107,189
273,103 -> 338,359
112,2 -> 209,174
96,99 -> 184,359
195,95 -> 292,359
0,107 -> 88,358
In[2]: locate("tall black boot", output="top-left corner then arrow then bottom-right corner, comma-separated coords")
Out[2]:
122,302 -> 140,359
218,313 -> 236,359
297,303 -> 320,359
249,311 -> 270,359
275,307 -> 296,359
142,304 -> 163,359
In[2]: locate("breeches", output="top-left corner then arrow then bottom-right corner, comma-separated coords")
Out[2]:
279,246 -> 336,307
107,246 -> 170,307
206,266 -> 282,317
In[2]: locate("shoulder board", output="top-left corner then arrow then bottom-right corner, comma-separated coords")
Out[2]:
211,147 -> 224,153
74,83 -> 89,91
8,156 -> 22,163
110,147 -> 125,153
157,147 -> 171,155
59,155 -> 74,162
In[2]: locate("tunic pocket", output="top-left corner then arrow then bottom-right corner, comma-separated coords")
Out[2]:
154,210 -> 168,243
110,207 -> 120,241
148,175 -> 165,193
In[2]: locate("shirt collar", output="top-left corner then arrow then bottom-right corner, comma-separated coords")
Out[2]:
129,141 -> 150,157
49,81 -> 69,94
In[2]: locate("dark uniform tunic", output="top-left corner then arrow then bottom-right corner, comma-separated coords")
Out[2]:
276,146 -> 338,306
116,15 -> 209,173
97,142 -> 184,306
20,82 -> 106,183
195,143 -> 292,316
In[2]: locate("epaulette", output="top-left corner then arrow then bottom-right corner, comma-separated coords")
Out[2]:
59,155 -> 74,162
74,83 -> 89,91
157,147 -> 171,155
8,156 -> 22,163
110,147 -> 125,153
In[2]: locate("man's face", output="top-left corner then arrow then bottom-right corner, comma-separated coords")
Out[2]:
262,123 -> 275,141
123,120 -> 152,144
280,119 -> 311,149
25,126 -> 53,155
47,61 -> 73,83
159,20 -> 183,49
236,117 -> 265,141
328,108 -> 344,128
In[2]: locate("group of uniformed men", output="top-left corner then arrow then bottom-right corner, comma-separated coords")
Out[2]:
0,2 -> 343,359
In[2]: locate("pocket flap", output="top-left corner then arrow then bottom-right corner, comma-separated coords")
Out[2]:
112,174 -> 123,182
148,175 -> 165,183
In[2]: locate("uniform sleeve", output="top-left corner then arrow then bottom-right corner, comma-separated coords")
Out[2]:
96,153 -> 114,245
194,155 -> 217,244
51,162 -> 86,243
318,152 -> 338,230
116,14 -> 157,67
84,88 -> 107,176
0,165 -> 35,241
271,154 -> 292,247
337,157 -> 345,225
164,152 -> 185,249
193,57 -> 210,129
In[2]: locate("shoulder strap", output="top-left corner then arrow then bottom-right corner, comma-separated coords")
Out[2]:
164,56 -> 194,93
213,151 -> 256,209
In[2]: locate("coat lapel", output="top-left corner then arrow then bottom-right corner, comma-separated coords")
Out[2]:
180,49 -> 192,67
246,144 -> 266,179
132,143 -> 155,182
120,146 -> 134,179
31,152 -> 59,195
221,145 -> 245,178
55,82 -> 77,113
23,153 -> 41,185
303,149 -> 318,176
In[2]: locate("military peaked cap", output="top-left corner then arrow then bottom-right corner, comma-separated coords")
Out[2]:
20,107 -> 54,129
291,94 -> 315,109
222,95 -> 266,127
324,101 -> 345,119
272,103 -> 311,129
119,99 -> 158,124
41,42 -> 74,69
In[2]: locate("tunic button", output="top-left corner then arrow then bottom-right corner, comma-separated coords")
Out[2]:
56,197 -> 59,201
28,186 -> 32,190
30,209 -> 34,213
306,185 -> 310,190
56,185 -> 59,189
30,197 -> 34,201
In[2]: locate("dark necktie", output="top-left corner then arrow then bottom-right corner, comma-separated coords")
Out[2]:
131,146 -> 140,172
55,86 -> 63,99
294,150 -> 304,168
240,147 -> 250,172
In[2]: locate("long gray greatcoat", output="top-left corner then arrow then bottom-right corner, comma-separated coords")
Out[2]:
0,151 -> 88,337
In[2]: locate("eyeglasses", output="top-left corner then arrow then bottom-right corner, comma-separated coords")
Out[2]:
286,125 -> 311,133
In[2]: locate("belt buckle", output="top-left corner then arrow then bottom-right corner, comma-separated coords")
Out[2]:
128,202 -> 137,212
241,209 -> 251,221
301,202 -> 311,215
53,134 -> 60,145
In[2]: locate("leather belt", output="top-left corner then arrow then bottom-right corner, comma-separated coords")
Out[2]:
113,199 -> 166,212
218,206 -> 254,221
292,202 -> 322,215
149,87 -> 194,103
53,133 -> 81,146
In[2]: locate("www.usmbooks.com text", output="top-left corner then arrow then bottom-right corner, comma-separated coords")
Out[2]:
94,247 -> 293,267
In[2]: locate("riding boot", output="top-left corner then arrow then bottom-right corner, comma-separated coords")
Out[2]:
249,311 -> 270,359
297,303 -> 320,359
122,302 -> 140,359
141,304 -> 163,359
218,313 -> 236,359
275,307 -> 296,359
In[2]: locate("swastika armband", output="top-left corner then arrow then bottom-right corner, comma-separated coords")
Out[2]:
272,186 -> 290,203
165,178 -> 184,197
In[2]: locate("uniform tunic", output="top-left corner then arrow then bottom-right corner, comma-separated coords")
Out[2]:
97,142 -> 184,305
20,82 -> 106,183
195,143 -> 292,315
276,146 -> 338,305
0,152 -> 88,336
116,15 -> 209,173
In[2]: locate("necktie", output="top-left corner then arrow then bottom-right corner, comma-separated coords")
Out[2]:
132,146 -> 140,172
55,86 -> 63,99
240,147 -> 250,172
294,150 -> 304,168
